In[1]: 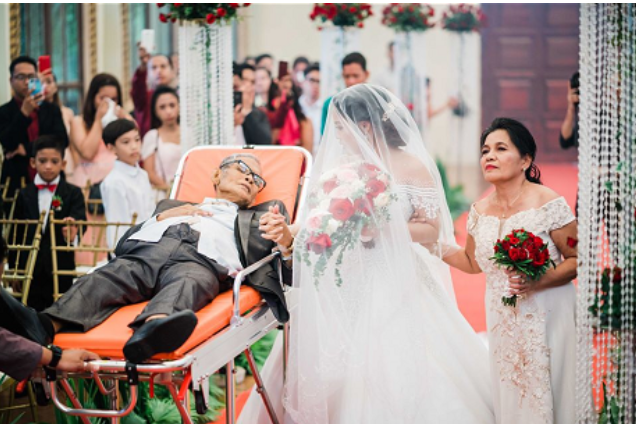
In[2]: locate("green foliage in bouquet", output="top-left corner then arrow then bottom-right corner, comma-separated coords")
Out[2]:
157,3 -> 249,25
381,4 -> 436,33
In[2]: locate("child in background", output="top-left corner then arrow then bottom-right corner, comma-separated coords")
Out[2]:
101,119 -> 155,250
13,135 -> 86,310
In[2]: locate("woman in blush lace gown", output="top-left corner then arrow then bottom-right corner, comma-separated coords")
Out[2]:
443,118 -> 578,424
238,84 -> 495,424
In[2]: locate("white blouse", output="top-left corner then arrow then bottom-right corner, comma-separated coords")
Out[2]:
141,129 -> 182,185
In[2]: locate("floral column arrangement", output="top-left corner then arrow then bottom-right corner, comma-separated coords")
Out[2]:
158,3 -> 249,153
310,3 -> 373,100
440,3 -> 485,181
381,4 -> 435,131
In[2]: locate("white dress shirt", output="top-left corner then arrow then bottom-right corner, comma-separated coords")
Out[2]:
299,94 -> 323,154
34,174 -> 60,232
101,160 -> 155,249
128,198 -> 244,276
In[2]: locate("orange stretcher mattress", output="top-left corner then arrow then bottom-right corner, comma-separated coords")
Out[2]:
54,287 -> 262,360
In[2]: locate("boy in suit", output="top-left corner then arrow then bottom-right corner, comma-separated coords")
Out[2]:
13,136 -> 86,311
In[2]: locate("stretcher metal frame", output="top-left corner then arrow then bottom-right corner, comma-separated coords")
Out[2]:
31,146 -> 311,424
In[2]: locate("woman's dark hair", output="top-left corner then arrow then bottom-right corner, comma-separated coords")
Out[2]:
150,85 -> 180,130
334,86 -> 406,147
480,117 -> 542,184
103,119 -> 138,146
82,73 -> 123,130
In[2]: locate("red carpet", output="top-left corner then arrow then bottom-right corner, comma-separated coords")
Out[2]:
452,162 -> 578,332
210,163 -> 579,422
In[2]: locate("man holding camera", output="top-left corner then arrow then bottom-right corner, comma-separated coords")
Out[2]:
0,56 -> 68,193
559,71 -> 579,150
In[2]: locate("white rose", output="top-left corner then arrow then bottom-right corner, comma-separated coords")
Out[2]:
329,185 -> 353,199
374,193 -> 389,208
349,179 -> 365,193
337,168 -> 358,183
324,219 -> 341,235
319,198 -> 331,211
377,173 -> 389,184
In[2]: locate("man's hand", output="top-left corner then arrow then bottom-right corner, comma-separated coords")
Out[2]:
233,104 -> 245,127
6,144 -> 27,160
43,348 -> 100,372
138,44 -> 150,71
156,204 -> 213,221
567,86 -> 579,110
21,88 -> 43,117
61,217 -> 79,243
259,204 -> 293,250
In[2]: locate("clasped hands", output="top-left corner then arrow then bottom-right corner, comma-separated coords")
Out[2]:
259,205 -> 294,255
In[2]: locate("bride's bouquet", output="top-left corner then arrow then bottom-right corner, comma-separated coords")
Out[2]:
490,229 -> 556,307
301,161 -> 396,287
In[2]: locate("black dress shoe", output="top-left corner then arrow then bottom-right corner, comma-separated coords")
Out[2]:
123,311 -> 198,363
0,288 -> 52,345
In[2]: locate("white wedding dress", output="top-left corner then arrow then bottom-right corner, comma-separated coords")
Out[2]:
238,181 -> 495,424
467,197 -> 576,424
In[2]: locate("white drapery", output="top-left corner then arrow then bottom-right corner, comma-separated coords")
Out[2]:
576,4 -> 636,423
179,21 -> 234,153
394,31 -> 428,135
319,27 -> 360,100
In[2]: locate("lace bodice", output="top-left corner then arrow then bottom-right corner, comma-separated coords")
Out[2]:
468,196 -> 575,279
395,181 -> 440,221
467,196 -> 575,421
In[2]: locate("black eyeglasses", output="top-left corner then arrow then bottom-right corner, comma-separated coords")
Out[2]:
221,159 -> 267,192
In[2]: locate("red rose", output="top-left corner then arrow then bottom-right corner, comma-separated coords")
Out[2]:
494,245 -> 500,253
157,3 -> 165,7
323,178 -> 338,194
341,4 -> 348,10
159,13 -> 168,23
398,6 -> 404,12
518,249 -> 528,261
406,103 -> 414,110
207,13 -> 217,23
51,199 -> 61,209
501,240 -> 511,251
408,6 -> 414,12
357,22 -> 364,28
509,248 -> 520,261
217,7 -> 227,17
367,9 -> 373,16
429,8 -> 434,16
366,179 -> 386,198
349,6 -> 357,13
229,3 -> 240,7
566,237 -> 578,248
306,233 -> 332,254
508,236 -> 520,245
354,197 -> 372,215
613,267 -> 622,283
533,237 -> 544,248
243,3 -> 251,6
171,17 -> 177,22
532,255 -> 546,266
174,3 -> 182,6
329,198 -> 355,221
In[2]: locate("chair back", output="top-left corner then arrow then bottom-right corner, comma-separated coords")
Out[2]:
171,146 -> 312,222
49,214 -> 138,301
81,180 -> 105,216
0,212 -> 46,304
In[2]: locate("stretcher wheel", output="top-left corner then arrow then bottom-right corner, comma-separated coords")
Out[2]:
33,382 -> 49,406
194,389 -> 208,414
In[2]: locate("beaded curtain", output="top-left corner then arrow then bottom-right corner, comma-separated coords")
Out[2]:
179,21 -> 234,153
577,4 -> 636,423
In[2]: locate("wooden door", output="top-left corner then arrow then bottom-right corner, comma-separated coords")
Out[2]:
481,4 -> 579,162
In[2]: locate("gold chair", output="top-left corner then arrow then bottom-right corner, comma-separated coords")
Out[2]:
0,212 -> 46,305
81,179 -> 104,216
49,213 -> 138,301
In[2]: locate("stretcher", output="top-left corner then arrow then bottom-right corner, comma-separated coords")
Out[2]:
31,146 -> 311,424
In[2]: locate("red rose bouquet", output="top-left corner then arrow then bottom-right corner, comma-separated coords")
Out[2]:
381,4 -> 436,33
157,3 -> 249,25
310,3 -> 373,29
490,228 -> 556,307
301,161 -> 396,286
441,3 -> 486,33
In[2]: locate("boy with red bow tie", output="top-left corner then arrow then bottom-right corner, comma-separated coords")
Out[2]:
13,135 -> 86,310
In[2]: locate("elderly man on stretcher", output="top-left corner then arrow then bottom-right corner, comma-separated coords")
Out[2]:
1,153 -> 294,364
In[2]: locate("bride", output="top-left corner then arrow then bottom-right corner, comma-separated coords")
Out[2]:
240,84 -> 494,423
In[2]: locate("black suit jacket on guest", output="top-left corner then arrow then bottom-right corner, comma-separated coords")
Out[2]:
13,178 -> 86,308
242,108 -> 273,145
0,98 -> 69,191
116,199 -> 293,323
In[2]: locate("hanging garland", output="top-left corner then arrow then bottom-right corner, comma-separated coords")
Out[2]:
440,3 -> 486,33
156,3 -> 250,24
381,3 -> 435,33
309,3 -> 373,29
